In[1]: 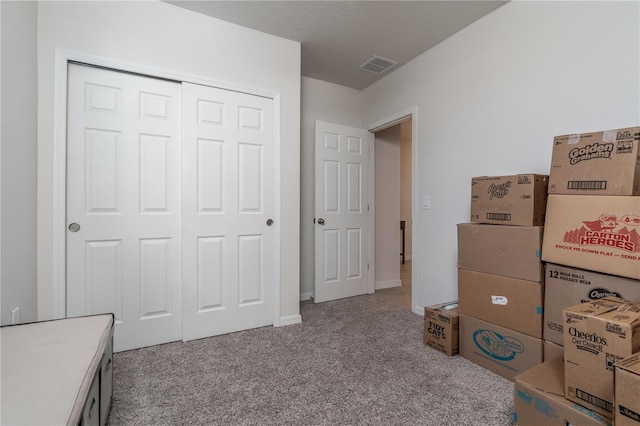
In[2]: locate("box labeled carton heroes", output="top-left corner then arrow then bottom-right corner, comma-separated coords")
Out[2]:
563,298 -> 640,417
542,195 -> 640,280
458,223 -> 543,282
544,263 -> 640,346
459,314 -> 542,380
458,268 -> 543,338
471,174 -> 548,226
615,354 -> 640,426
514,357 -> 611,426
423,301 -> 459,356
549,126 -> 640,195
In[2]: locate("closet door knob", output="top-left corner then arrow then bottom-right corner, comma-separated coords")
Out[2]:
317,218 -> 325,225
68,223 -> 81,232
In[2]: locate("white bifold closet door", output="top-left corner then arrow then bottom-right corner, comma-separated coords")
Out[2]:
181,83 -> 275,341
66,65 -> 276,351
66,64 -> 183,352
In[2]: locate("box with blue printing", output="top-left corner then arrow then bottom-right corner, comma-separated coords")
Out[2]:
459,314 -> 542,380
514,357 -> 611,426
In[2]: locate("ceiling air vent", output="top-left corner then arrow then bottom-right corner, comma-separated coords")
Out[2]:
359,55 -> 398,75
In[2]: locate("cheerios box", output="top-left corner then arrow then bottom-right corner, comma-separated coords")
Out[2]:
548,126 -> 640,195
563,297 -> 640,418
541,195 -> 640,280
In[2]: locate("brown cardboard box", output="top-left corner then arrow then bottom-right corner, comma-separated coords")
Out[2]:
423,301 -> 459,356
541,195 -> 640,280
544,263 -> 640,345
457,223 -> 544,282
459,314 -> 542,380
471,174 -> 548,226
544,340 -> 564,361
548,126 -> 640,196
514,357 -> 611,426
458,268 -> 543,338
615,354 -> 640,425
563,298 -> 640,417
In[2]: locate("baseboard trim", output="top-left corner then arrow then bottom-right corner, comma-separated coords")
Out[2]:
300,292 -> 313,301
277,314 -> 302,327
375,279 -> 402,290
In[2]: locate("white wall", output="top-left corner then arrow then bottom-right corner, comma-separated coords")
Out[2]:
300,77 -> 363,299
361,1 -> 640,310
1,1 -> 38,325
374,125 -> 401,289
36,1 -> 301,321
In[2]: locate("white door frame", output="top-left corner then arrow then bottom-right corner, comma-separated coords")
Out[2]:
49,49 -> 283,326
367,107 -> 419,314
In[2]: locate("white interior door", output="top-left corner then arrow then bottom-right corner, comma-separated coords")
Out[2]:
182,83 -> 276,341
66,64 -> 182,352
314,120 -> 372,303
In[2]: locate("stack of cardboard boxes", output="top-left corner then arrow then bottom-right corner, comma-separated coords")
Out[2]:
421,126 -> 640,425
456,174 -> 548,380
513,126 -> 640,425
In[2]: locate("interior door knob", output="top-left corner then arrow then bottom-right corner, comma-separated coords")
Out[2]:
317,218 -> 325,225
68,223 -> 81,232
266,219 -> 273,226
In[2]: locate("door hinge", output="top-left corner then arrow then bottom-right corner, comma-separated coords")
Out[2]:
367,263 -> 370,270
367,204 -> 370,211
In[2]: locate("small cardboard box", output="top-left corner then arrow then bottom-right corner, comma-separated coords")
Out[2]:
548,126 -> 640,196
459,314 -> 542,380
541,195 -> 640,280
514,357 -> 611,426
458,268 -> 543,338
615,354 -> 640,425
471,174 -> 548,226
544,263 -> 640,345
563,298 -> 640,417
457,223 -> 544,282
423,301 -> 459,356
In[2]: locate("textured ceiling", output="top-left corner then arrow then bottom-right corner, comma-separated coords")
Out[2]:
167,1 -> 508,90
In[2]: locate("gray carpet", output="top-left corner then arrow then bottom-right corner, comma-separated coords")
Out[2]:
107,295 -> 514,425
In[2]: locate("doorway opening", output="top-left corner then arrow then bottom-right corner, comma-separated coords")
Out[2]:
372,118 -> 413,311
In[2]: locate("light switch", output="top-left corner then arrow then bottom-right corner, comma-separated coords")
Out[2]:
423,195 -> 431,210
